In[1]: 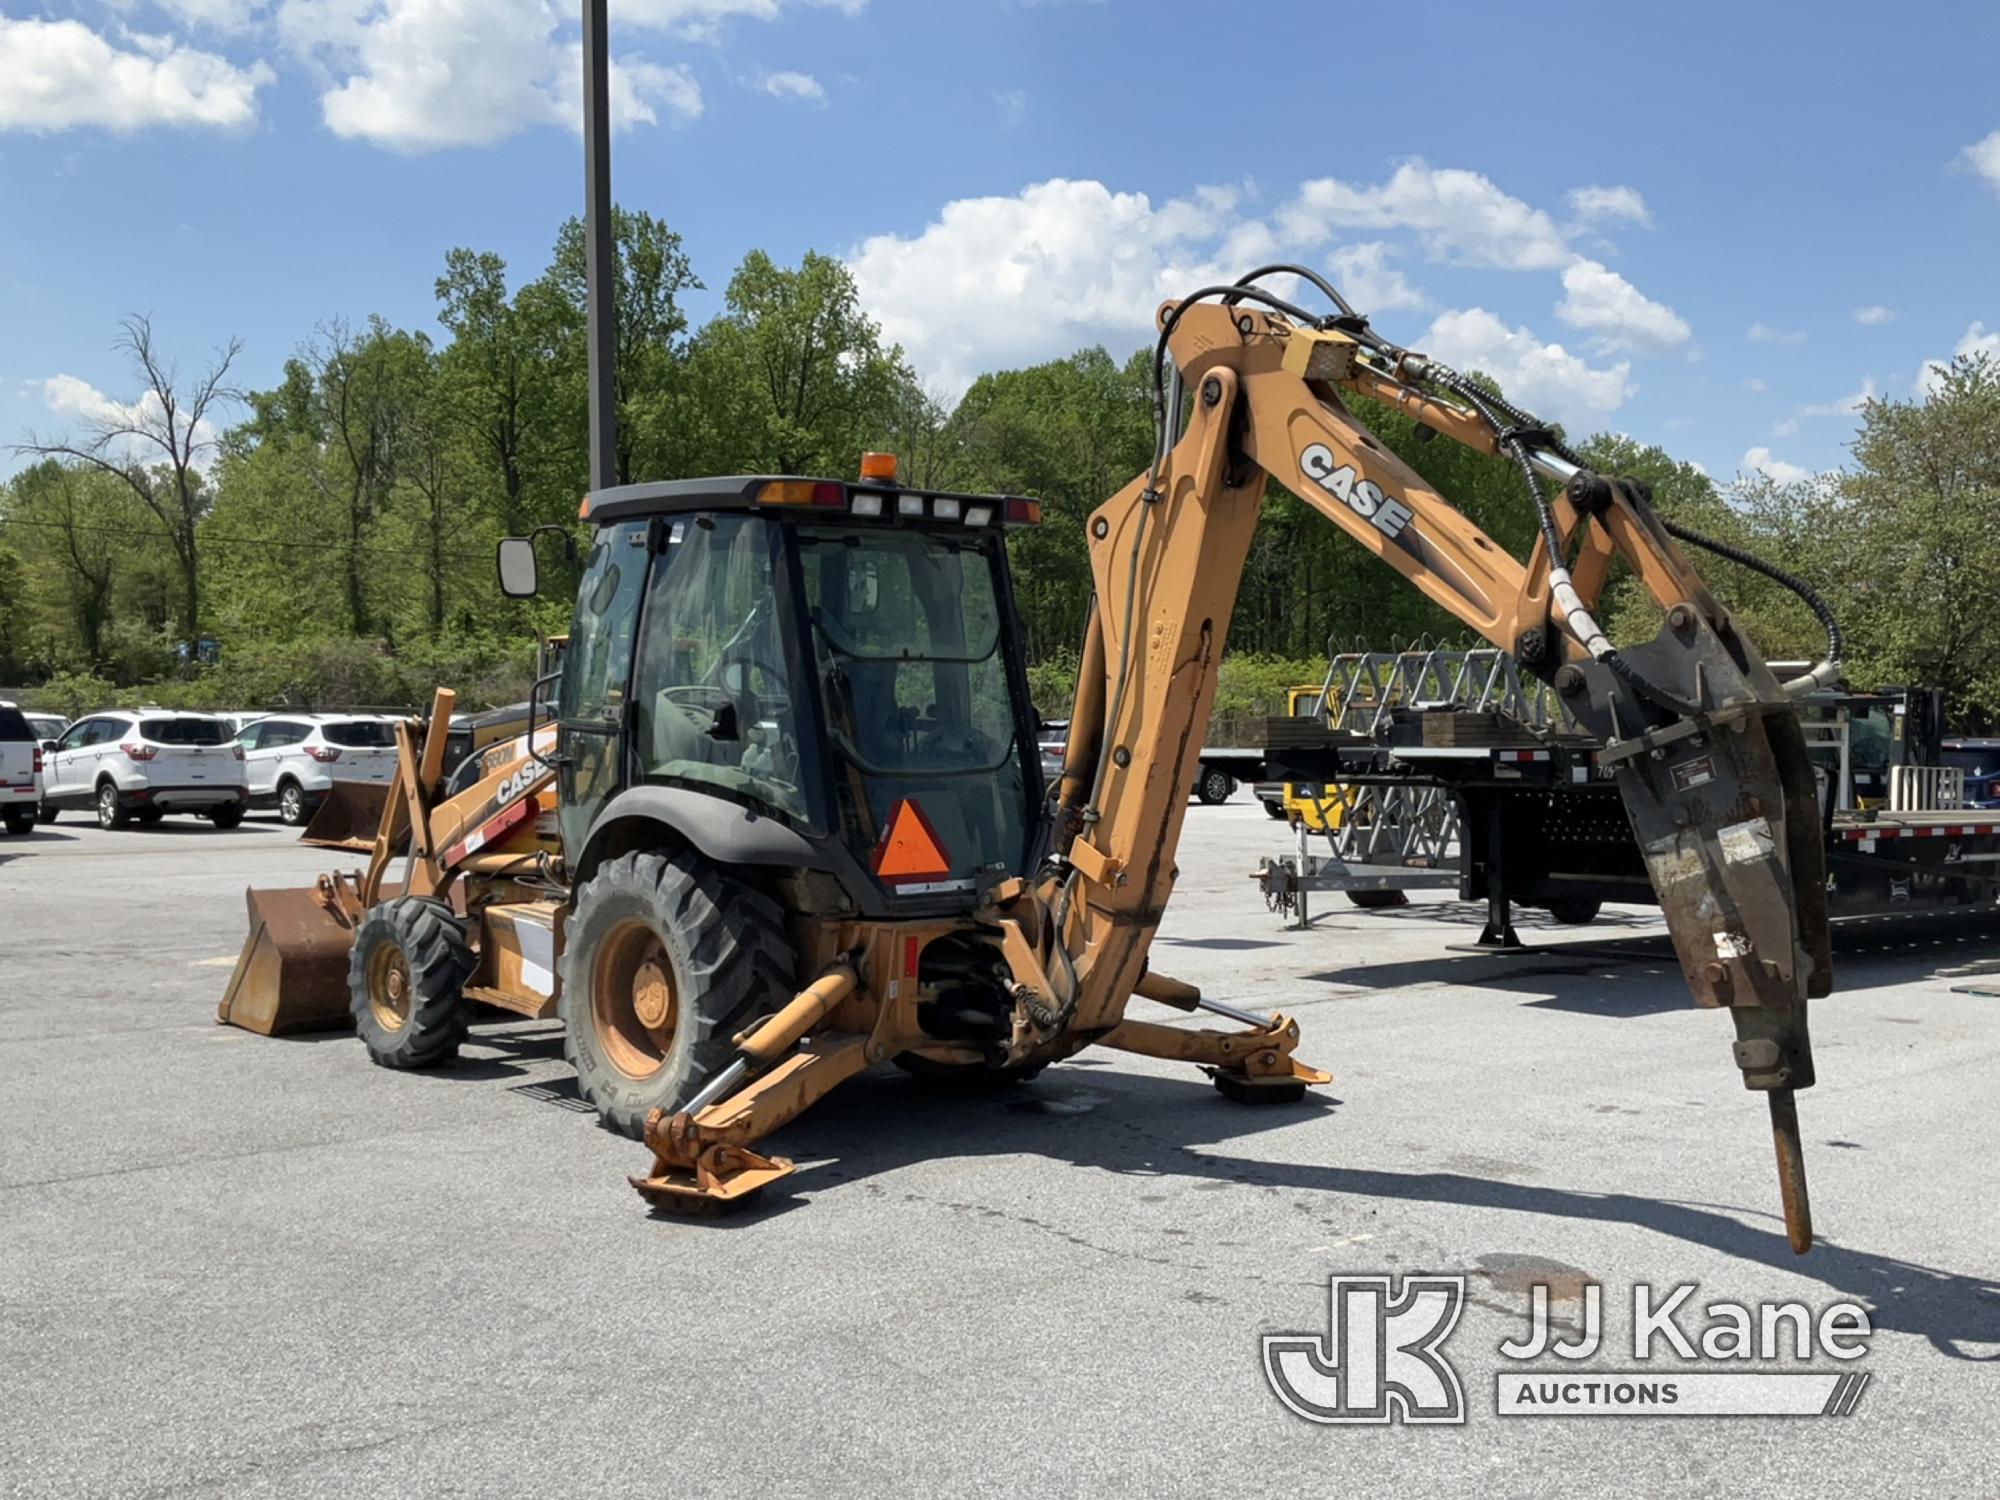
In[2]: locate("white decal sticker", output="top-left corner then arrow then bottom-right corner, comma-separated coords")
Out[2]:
1301,443 -> 1414,540
1715,933 -> 1751,959
1717,817 -> 1775,866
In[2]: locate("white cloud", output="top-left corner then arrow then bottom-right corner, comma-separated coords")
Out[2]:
281,0 -> 699,151
40,373 -> 224,472
852,163 -> 1681,412
1917,321 -> 2000,395
1555,258 -> 1690,352
994,87 -> 1026,128
144,0 -> 269,31
1741,447 -> 1813,486
1326,241 -> 1425,313
1566,184 -> 1652,228
1771,417 -> 1798,438
1959,129 -> 2000,193
1420,308 -> 1633,424
1747,321 -> 1806,344
1797,377 -> 1876,419
1853,305 -> 1894,325
758,69 -> 824,102
1745,377 -> 1768,391
849,177 -> 1265,394
0,16 -> 271,133
1280,161 -> 1570,271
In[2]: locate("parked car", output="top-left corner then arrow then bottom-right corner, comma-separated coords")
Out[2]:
239,713 -> 400,825
24,712 -> 69,746
0,703 -> 41,835
40,710 -> 248,829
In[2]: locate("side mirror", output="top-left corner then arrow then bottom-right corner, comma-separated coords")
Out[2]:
41,740 -> 57,753
497,537 -> 539,598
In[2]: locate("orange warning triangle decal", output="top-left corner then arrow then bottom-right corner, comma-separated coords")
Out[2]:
872,798 -> 951,882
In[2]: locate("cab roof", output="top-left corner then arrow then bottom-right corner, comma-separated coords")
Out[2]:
582,475 -> 1036,527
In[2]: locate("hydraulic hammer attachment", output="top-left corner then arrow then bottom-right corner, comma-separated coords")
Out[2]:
1549,491 -> 1831,1253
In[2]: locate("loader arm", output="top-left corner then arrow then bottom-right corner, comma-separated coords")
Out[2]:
1043,295 -> 1835,1252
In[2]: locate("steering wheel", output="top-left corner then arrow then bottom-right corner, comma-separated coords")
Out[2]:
720,657 -> 792,720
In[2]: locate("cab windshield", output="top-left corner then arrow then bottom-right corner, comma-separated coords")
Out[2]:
800,526 -> 1031,887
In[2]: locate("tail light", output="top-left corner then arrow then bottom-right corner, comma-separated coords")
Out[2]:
121,742 -> 157,761
231,744 -> 245,761
32,747 -> 43,774
306,744 -> 342,763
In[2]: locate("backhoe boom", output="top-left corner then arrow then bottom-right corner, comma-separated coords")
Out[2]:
1044,295 -> 1834,1251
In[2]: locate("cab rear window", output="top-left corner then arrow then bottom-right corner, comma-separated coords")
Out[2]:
139,717 -> 232,745
0,707 -> 32,741
323,721 -> 395,748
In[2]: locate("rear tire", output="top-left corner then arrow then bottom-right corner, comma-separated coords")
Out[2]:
559,849 -> 797,1140
137,807 -> 166,826
349,898 -> 474,1068
277,780 -> 308,826
1545,897 -> 1602,925
2,806 -> 34,836
208,802 -> 245,830
37,802 -> 58,825
96,782 -> 128,829
1196,766 -> 1235,805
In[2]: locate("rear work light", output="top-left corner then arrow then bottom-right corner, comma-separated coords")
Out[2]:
897,493 -> 925,518
306,745 -> 343,763
757,480 -> 846,508
964,504 -> 993,527
932,497 -> 962,521
850,492 -> 885,518
120,742 -> 157,762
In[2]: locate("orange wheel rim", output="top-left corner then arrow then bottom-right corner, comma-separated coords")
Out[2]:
591,919 -> 677,1080
367,942 -> 412,1032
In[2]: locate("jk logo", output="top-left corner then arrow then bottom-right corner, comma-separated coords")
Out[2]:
1263,1275 -> 1467,1424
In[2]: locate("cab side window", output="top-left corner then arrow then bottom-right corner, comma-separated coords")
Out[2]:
55,720 -> 97,753
559,523 -> 650,728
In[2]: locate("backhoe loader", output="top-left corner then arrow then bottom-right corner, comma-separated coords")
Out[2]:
225,0 -> 1839,1248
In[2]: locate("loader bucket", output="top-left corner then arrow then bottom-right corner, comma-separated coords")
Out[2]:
215,885 -> 358,1036
300,779 -> 391,852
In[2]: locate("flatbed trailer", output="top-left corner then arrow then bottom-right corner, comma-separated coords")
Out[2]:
1259,712 -> 2000,937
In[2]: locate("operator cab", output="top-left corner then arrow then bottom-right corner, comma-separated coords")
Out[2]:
500,456 -> 1045,912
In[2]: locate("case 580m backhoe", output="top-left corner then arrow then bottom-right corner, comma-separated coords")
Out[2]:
224,0 -> 1841,1249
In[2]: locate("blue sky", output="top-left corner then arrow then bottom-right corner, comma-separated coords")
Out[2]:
3,0 -> 1997,488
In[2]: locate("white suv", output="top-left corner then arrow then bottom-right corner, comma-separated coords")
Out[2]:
239,714 -> 400,825
0,704 -> 41,836
40,710 -> 249,829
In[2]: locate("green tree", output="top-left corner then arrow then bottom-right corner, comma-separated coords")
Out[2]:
13,315 -> 241,646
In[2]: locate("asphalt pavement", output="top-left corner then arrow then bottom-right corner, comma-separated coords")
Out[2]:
2,803 -> 1995,1498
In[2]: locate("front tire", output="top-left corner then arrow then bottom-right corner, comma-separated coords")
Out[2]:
277,780 -> 309,826
1196,766 -> 1235,805
96,782 -> 129,829
349,898 -> 475,1068
559,850 -> 797,1139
